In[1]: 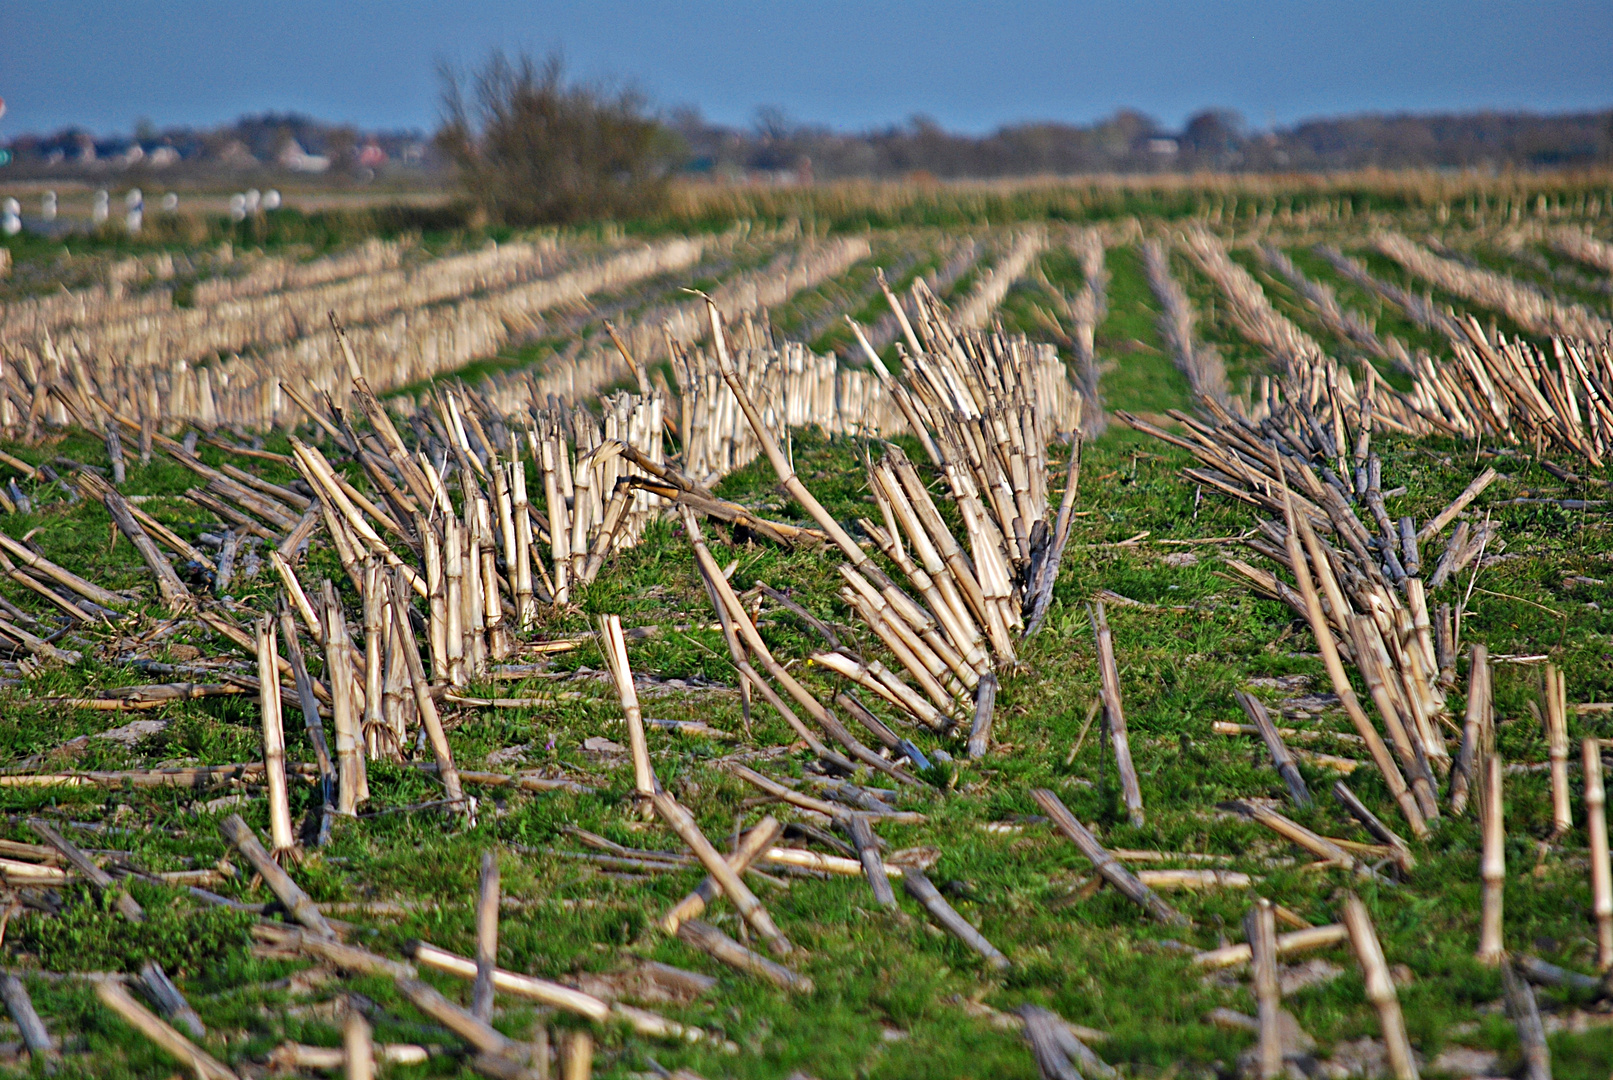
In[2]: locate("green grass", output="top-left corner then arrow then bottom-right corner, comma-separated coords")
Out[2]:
9,203 -> 1613,1076
1463,241 -> 1613,317
1348,244 -> 1544,349
1095,243 -> 1190,415
1285,243 -> 1453,361
2,418 -> 1612,1077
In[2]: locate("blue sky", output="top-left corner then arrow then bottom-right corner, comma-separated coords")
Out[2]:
5,1 -> 1611,136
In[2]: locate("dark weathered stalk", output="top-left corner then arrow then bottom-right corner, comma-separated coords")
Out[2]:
219,814 -> 334,939
1501,961 -> 1551,1080
31,817 -> 143,922
675,920 -> 812,993
1237,690 -> 1309,806
902,868 -> 1010,971
0,974 -> 54,1062
1089,602 -> 1143,826
848,814 -> 897,909
473,851 -> 500,1023
967,672 -> 998,760
1031,789 -> 1188,926
139,961 -> 205,1039
1245,898 -> 1282,1079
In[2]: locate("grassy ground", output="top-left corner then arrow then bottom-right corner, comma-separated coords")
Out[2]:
6,214 -> 1613,1076
1093,243 -> 1190,416
2,415 -> 1612,1077
1282,244 -> 1451,363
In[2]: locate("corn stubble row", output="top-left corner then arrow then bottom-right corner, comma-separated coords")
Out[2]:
1140,237 -> 1229,405
1255,243 -> 1414,372
1373,230 -> 1612,342
0,230 -> 890,443
456,237 -> 874,432
0,235 -> 716,433
530,235 -> 874,408
1183,227 -> 1438,436
953,228 -> 1047,330
1063,229 -> 1109,434
1549,225 -> 1613,275
1187,227 -> 1613,469
695,272 -> 1084,745
6,235 -> 566,360
190,237 -> 406,307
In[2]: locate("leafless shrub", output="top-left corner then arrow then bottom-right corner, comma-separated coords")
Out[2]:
437,51 -> 675,226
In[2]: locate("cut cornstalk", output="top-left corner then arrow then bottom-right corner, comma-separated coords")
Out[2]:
1449,645 -> 1490,815
31,817 -> 143,922
563,1031 -> 592,1080
473,851 -> 499,1024
1089,601 -> 1143,827
0,527 -> 126,609
219,813 -> 335,939
662,817 -> 783,934
903,868 -> 1011,971
1237,690 -> 1309,806
1246,898 -> 1282,1080
1416,466 -> 1497,543
1544,663 -> 1572,837
0,974 -> 55,1063
1586,737 -> 1613,970
675,919 -> 812,993
257,615 -> 296,857
325,584 -> 366,813
140,960 -> 205,1040
1191,924 -> 1349,969
345,1008 -> 374,1080
967,672 -> 998,760
410,941 -> 610,1022
1278,480 -> 1426,837
848,813 -> 898,909
393,977 -> 530,1070
1225,799 -> 1359,873
1031,788 -> 1188,926
390,567 -> 466,815
96,979 -> 237,1080
1501,962 -> 1551,1080
1332,782 -> 1416,873
270,549 -> 323,638
683,509 -> 913,783
651,791 -> 791,955
1341,893 -> 1418,1080
100,484 -> 193,612
599,614 -> 655,800
1478,753 -> 1506,964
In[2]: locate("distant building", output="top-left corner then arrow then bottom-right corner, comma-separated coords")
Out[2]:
277,139 -> 330,173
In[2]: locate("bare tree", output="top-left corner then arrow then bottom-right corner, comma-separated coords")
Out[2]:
437,51 -> 675,225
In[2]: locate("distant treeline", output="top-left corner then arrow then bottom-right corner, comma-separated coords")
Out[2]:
6,104 -> 1612,186
676,107 -> 1613,180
